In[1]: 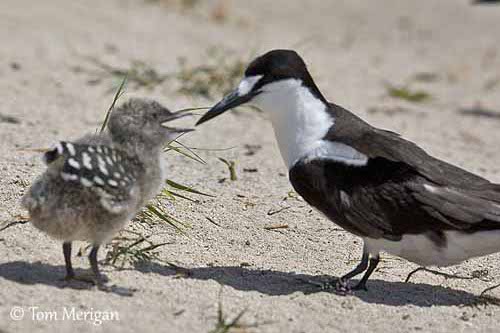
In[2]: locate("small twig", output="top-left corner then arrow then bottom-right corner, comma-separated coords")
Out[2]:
206,216 -> 222,227
0,113 -> 21,124
0,217 -> 30,232
267,206 -> 291,216
480,284 -> 500,297
405,267 -> 485,283
263,224 -> 289,231
218,158 -> 237,181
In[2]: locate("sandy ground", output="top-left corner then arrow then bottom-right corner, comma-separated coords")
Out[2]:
1,0 -> 500,332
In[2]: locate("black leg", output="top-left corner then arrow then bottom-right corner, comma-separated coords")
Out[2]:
89,245 -> 107,288
352,255 -> 380,291
63,242 -> 75,280
342,251 -> 370,280
61,243 -> 107,288
335,246 -> 369,293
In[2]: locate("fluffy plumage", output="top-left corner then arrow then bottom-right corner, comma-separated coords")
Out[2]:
22,98 -> 190,287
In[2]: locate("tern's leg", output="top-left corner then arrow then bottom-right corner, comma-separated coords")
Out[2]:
63,242 -> 75,280
352,255 -> 380,291
336,246 -> 369,293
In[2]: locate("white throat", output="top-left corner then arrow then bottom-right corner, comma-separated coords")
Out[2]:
249,79 -> 333,168
237,76 -> 369,169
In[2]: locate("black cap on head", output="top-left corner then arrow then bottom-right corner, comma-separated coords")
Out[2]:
196,49 -> 325,126
244,49 -> 324,100
246,50 -> 306,79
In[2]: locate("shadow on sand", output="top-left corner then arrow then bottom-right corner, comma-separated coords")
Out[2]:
132,262 -> 496,307
0,261 -> 135,297
1,260 -> 497,306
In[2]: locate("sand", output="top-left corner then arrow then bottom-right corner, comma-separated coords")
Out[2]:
1,0 -> 500,332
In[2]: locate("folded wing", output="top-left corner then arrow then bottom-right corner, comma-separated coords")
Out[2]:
44,141 -> 144,213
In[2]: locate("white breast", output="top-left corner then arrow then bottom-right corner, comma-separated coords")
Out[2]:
250,79 -> 368,168
251,79 -> 332,168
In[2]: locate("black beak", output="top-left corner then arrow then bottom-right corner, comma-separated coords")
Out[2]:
196,89 -> 258,126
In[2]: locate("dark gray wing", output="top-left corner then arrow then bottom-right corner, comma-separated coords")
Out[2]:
44,141 -> 144,212
326,103 -> 491,188
290,104 -> 500,240
290,157 -> 500,241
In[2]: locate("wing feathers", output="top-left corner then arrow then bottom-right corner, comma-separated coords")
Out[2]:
44,141 -> 143,214
326,103 -> 491,188
411,183 -> 500,226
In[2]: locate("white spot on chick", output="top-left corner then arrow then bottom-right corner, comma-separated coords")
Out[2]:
80,177 -> 93,187
97,155 -> 109,175
93,176 -> 105,185
82,152 -> 93,170
66,143 -> 76,156
61,172 -> 78,181
68,158 -> 80,169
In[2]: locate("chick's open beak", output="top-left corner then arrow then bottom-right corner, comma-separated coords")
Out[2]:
161,111 -> 194,133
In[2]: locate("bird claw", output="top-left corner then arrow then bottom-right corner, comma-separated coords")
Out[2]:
335,278 -> 353,295
298,278 -> 355,295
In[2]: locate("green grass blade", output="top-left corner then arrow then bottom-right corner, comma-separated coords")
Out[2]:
160,188 -> 176,200
168,191 -> 197,202
165,144 -> 207,164
146,204 -> 189,235
99,75 -> 128,133
166,179 -> 215,197
175,106 -> 211,114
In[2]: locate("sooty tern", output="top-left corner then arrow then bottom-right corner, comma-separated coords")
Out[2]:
22,98 -> 192,289
196,49 -> 500,292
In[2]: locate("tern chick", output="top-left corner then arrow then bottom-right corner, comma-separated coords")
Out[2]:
22,98 -> 191,288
